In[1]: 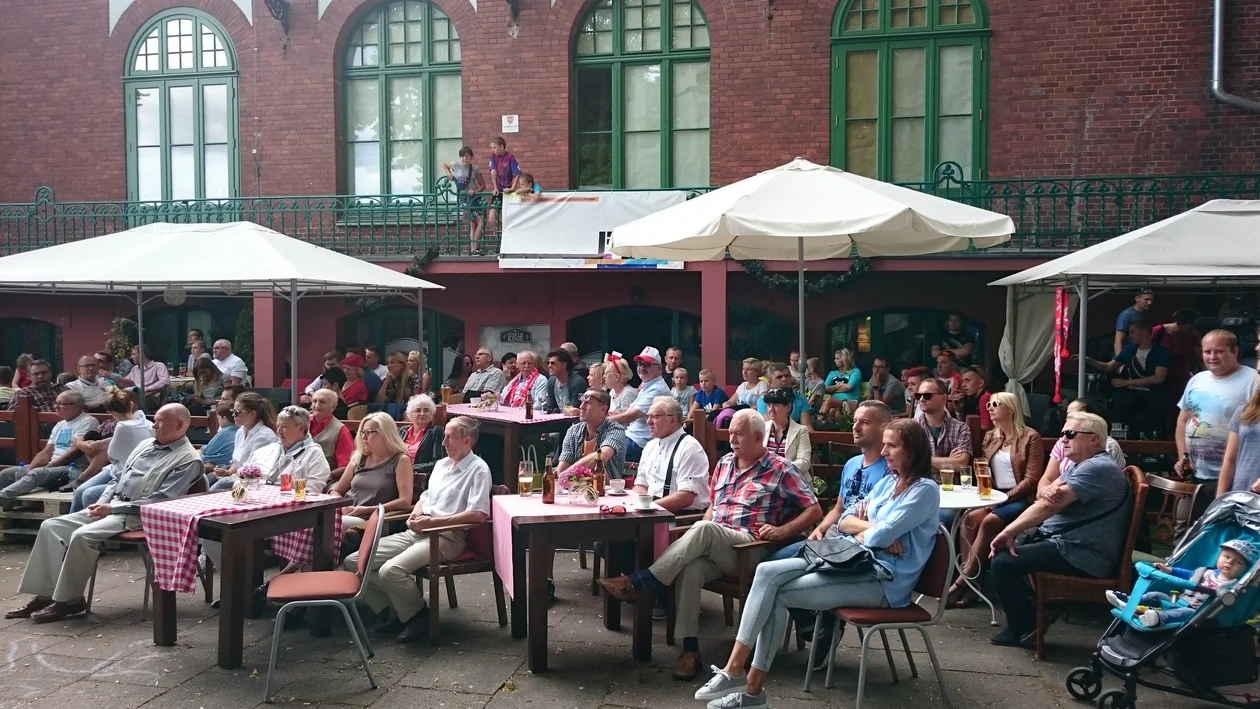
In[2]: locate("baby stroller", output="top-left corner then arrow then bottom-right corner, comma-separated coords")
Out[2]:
1066,492 -> 1260,709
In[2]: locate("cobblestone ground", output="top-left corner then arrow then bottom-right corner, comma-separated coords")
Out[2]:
0,544 -> 1251,709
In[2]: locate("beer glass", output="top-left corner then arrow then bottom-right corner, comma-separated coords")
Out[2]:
940,467 -> 954,491
293,468 -> 308,501
518,461 -> 534,496
977,473 -> 993,499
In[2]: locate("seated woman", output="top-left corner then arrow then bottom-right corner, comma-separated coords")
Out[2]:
694,419 -> 941,709
406,350 -> 432,396
67,388 -> 153,512
950,392 -> 1043,607
209,392 -> 281,491
375,352 -> 416,408
714,358 -> 767,428
339,354 -> 370,407
327,412 -> 414,531
762,387 -> 812,479
587,362 -> 606,393
604,355 -> 637,413
400,394 -> 444,477
184,358 -> 223,414
820,348 -> 863,418
199,402 -> 239,484
444,353 -> 474,394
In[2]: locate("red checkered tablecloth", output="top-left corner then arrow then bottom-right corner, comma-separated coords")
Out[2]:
140,486 -> 343,593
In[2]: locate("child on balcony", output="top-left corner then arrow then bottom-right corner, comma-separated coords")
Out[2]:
1106,539 -> 1256,628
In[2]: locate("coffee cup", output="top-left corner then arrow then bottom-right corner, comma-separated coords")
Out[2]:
610,479 -> 626,494
635,494 -> 654,510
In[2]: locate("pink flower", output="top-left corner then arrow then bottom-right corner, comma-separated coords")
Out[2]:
238,464 -> 264,480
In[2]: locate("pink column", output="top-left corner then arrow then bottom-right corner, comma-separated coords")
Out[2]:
252,292 -> 278,387
699,263 -> 728,386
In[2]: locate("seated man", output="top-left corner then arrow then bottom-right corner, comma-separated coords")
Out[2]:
5,404 -> 201,623
754,362 -> 811,424
500,350 -> 549,407
988,411 -> 1133,647
634,396 -> 710,514
211,339 -> 249,386
865,356 -> 906,417
463,347 -> 506,397
346,416 -> 491,643
65,355 -> 113,412
299,351 -> 344,406
5,359 -> 64,412
0,391 -> 99,510
310,389 -> 353,481
914,377 -> 972,473
600,409 -> 822,680
543,348 -> 588,413
957,365 -> 993,428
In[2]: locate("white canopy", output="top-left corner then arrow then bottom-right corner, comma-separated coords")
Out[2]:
609,157 -> 1014,260
0,221 -> 443,294
991,200 -> 1260,288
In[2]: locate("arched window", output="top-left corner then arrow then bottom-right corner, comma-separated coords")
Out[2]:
343,1 -> 462,196
831,0 -> 989,182
125,10 -> 238,201
573,0 -> 711,189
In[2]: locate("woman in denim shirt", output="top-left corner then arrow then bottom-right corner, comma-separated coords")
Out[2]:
200,402 -> 239,488
694,419 -> 941,709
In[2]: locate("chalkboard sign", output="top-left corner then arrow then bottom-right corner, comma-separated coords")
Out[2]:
500,328 -> 532,344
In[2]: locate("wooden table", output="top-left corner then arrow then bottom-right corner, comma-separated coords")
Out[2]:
492,496 -> 674,673
150,496 -> 350,669
447,404 -> 577,492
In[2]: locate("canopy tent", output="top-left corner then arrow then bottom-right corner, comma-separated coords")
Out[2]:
0,221 -> 444,404
990,200 -> 1260,392
610,157 -> 1015,387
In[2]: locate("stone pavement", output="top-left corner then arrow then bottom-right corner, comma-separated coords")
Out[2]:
0,543 -> 1249,709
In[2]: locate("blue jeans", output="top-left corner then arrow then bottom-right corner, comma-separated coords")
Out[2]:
737,556 -> 887,672
71,469 -> 115,512
624,438 -> 644,464
766,541 -> 820,631
1138,591 -> 1195,625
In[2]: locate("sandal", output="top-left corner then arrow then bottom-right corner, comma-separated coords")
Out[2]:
947,582 -> 977,609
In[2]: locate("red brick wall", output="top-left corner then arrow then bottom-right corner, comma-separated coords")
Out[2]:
1,0 -> 1257,204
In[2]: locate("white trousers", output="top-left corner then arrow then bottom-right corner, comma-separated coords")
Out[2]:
18,510 -> 127,602
344,528 -> 466,623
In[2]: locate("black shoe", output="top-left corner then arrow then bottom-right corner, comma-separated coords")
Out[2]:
395,609 -> 430,644
990,628 -> 1035,648
547,579 -> 557,608
282,607 -> 307,630
810,620 -> 843,672
374,616 -> 406,636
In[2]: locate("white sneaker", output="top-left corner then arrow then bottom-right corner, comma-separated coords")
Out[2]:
1105,590 -> 1129,610
1139,609 -> 1162,628
695,667 -> 747,701
706,691 -> 768,709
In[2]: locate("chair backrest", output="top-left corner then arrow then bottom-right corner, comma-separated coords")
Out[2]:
354,504 -> 388,583
1144,473 -> 1202,547
468,484 -> 509,561
913,524 -> 956,623
347,404 -> 368,421
187,474 -> 208,494
1117,466 -> 1150,588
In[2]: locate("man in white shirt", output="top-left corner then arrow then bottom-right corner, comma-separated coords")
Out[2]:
211,339 -> 249,386
634,396 -> 710,513
0,391 -> 100,510
346,416 -> 491,644
464,347 -> 506,396
66,355 -> 113,411
366,346 -> 389,381
1175,329 -> 1259,497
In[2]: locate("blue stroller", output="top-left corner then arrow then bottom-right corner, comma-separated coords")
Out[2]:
1067,492 -> 1260,709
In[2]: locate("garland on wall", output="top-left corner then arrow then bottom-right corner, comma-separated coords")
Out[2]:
738,257 -> 871,298
348,247 -> 441,312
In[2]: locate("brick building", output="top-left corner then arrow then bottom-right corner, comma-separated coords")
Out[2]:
0,0 -> 1258,389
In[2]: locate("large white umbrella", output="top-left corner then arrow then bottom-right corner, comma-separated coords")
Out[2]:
611,158 -> 1015,385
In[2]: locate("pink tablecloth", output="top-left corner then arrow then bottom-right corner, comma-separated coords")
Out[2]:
140,486 -> 343,594
492,494 -> 670,599
446,403 -> 576,426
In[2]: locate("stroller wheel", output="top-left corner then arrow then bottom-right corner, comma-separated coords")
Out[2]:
1066,667 -> 1102,701
1096,689 -> 1134,709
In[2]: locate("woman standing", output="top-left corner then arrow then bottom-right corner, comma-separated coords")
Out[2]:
210,392 -> 281,490
328,412 -> 414,529
399,394 -> 444,475
694,419 -> 941,708
406,350 -> 432,395
603,354 -> 637,413
950,392 -> 1043,607
762,387 -> 812,479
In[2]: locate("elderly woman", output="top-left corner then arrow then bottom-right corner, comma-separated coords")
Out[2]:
338,354 -> 370,406
400,394 -> 444,475
376,352 -> 416,405
310,388 -> 353,481
209,392 -> 280,491
500,350 -> 549,408
762,387 -> 812,479
695,419 -> 942,708
603,354 -> 637,412
406,350 -> 432,395
328,412 -> 414,529
950,391 -> 1043,607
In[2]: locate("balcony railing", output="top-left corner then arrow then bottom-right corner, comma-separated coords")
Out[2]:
3,167 -> 1259,258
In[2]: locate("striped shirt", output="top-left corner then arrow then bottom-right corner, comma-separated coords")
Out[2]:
709,451 -> 817,532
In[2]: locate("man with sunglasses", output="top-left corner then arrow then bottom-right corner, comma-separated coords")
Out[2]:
608,346 -> 670,462
543,348 -> 588,414
913,378 -> 972,473
988,412 -> 1131,648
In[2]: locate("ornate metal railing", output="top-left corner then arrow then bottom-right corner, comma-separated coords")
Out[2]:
3,167 -> 1259,257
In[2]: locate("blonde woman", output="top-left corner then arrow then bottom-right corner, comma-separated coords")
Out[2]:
328,412 -> 414,529
603,353 -> 637,412
406,350 -> 432,395
820,349 -> 863,417
714,358 -> 767,428
950,391 -> 1043,607
1217,373 -> 1260,496
587,362 -> 606,392
376,351 -> 415,405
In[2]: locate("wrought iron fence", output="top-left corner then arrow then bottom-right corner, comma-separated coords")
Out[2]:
3,167 -> 1259,257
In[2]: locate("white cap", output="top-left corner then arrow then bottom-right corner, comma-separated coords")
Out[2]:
633,346 -> 662,365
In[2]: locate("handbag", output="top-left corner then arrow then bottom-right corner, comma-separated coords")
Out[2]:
797,536 -> 884,576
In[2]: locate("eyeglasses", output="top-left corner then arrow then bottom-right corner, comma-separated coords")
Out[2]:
646,413 -> 676,421
914,392 -> 939,400
360,429 -> 379,436
546,360 -> 561,367
231,409 -> 248,416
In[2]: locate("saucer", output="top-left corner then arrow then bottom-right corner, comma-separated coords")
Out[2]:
606,490 -> 629,497
632,505 -> 655,512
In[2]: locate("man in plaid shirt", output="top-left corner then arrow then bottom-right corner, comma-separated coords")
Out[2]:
5,359 -> 64,412
601,409 -> 822,680
913,377 -> 973,472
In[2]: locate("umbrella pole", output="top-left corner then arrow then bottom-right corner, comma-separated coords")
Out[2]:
417,288 -> 425,384
798,237 -> 806,394
1077,275 -> 1089,396
290,280 -> 299,406
136,289 -> 146,414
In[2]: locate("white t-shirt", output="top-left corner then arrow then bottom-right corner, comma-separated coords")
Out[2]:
107,415 -> 154,465
1178,367 -> 1260,479
990,449 -> 1018,491
735,381 -> 768,406
67,378 -> 113,409
214,353 -> 249,382
420,452 -> 491,518
231,424 -> 281,469
610,386 -> 638,413
633,428 -> 710,510
49,413 -> 101,459
372,365 -> 389,380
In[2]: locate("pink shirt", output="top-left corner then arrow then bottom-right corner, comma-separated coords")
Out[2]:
131,359 -> 169,392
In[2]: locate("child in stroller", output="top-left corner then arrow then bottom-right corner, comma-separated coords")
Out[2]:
1106,539 -> 1258,628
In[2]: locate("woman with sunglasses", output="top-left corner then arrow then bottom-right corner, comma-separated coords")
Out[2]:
209,392 -> 281,491
694,419 -> 940,709
762,387 -> 813,479
950,392 -> 1043,607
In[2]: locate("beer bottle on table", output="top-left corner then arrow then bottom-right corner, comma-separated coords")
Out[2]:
594,456 -> 607,497
542,453 -> 556,504
524,390 -> 534,419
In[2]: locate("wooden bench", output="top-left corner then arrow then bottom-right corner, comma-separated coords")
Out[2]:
0,491 -> 73,542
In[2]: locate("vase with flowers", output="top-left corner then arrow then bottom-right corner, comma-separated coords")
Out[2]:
558,464 -> 599,506
231,464 -> 265,503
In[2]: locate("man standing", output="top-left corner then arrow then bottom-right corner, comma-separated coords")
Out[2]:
464,347 -> 506,396
1084,319 -> 1171,437
543,348 -> 588,413
66,356 -> 113,411
211,339 -> 249,386
6,404 -> 201,623
0,391 -> 100,510
5,359 -> 64,412
665,347 -> 685,380
914,378 -> 972,472
609,347 -> 670,463
347,417 -> 491,643
560,342 -> 589,381
754,362 -> 810,423
1114,289 -> 1154,355
486,136 -> 521,234
866,356 -> 906,416
931,311 -> 977,367
1175,330 -> 1258,498
600,409 -> 821,680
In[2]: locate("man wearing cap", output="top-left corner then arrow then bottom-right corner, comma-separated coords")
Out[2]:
609,346 -> 670,463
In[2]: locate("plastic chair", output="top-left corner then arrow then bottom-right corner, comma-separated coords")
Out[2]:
805,524 -> 955,709
262,504 -> 385,703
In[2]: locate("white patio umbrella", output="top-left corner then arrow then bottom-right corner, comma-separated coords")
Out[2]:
610,158 -> 1015,385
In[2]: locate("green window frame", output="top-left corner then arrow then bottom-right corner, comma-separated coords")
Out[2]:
830,0 -> 989,182
124,10 -> 239,201
342,0 -> 462,197
573,0 -> 711,189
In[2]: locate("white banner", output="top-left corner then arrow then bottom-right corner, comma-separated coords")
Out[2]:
499,190 -> 688,258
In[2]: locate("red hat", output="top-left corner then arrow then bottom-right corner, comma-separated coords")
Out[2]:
340,353 -> 366,368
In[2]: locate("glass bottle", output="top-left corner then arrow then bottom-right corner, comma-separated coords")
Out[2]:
542,454 -> 556,504
594,456 -> 607,497
524,390 -> 534,419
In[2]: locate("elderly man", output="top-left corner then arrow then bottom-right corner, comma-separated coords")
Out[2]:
301,351 -> 344,406
560,341 -> 589,381
6,404 -> 201,623
500,350 -> 549,407
914,378 -> 971,473
1176,329 -> 1258,497
66,355 -> 113,411
310,389 -> 353,480
601,409 -> 822,680
635,396 -> 709,513
544,348 -> 588,414
609,347 -> 671,463
347,416 -> 491,643
0,391 -> 99,510
464,347 -> 506,396
5,359 -> 64,412
988,412 -> 1132,648
755,362 -> 810,423
212,339 -> 249,385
